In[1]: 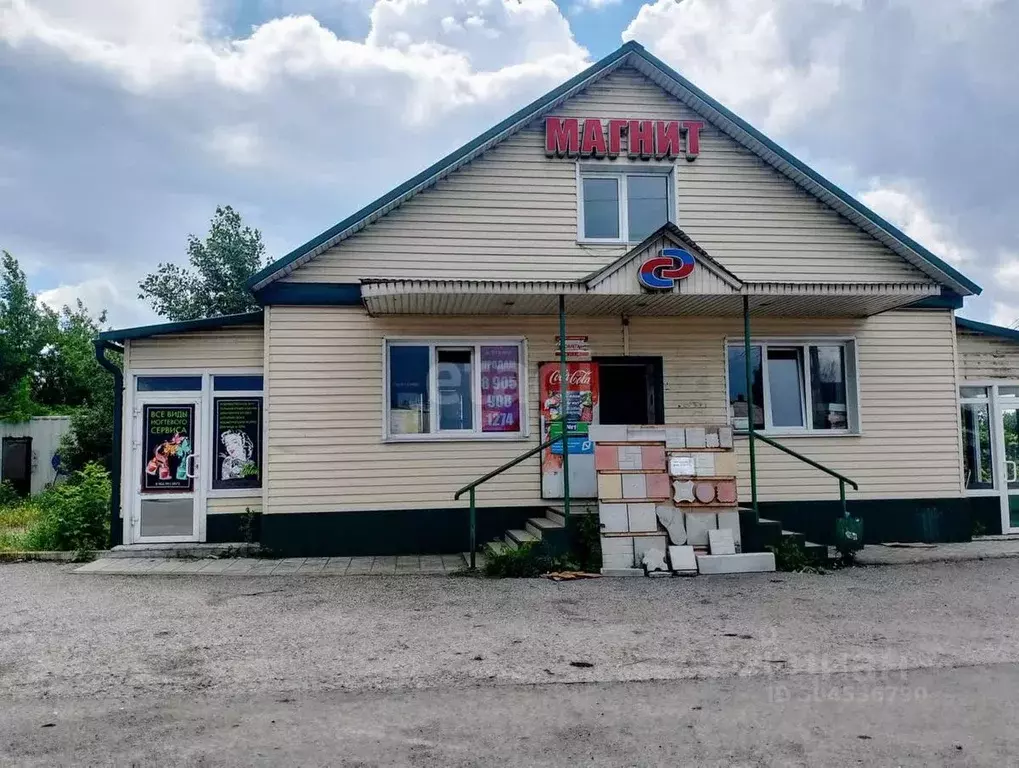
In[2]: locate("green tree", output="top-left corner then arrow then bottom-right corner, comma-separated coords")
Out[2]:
0,251 -> 48,421
138,205 -> 266,320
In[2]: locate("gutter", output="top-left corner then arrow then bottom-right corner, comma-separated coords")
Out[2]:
93,340 -> 124,547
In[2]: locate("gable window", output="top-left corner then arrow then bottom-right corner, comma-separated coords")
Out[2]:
578,168 -> 673,243
726,340 -> 859,434
386,340 -> 527,440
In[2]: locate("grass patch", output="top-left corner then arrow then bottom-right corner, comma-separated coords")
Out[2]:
0,495 -> 46,552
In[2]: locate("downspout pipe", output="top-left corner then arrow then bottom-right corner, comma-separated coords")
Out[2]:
94,340 -> 124,547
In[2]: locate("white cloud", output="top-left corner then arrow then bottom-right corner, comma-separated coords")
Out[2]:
205,125 -> 263,168
990,301 -> 1019,329
859,183 -> 971,266
993,254 -> 1019,290
572,0 -> 623,11
623,0 -> 850,133
37,277 -> 154,328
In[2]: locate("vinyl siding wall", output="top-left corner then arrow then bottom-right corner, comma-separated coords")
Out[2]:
126,327 -> 265,518
956,329 -> 1019,381
286,67 -> 931,287
265,306 -> 961,514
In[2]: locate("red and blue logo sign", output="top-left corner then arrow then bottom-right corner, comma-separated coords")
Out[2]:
637,248 -> 696,290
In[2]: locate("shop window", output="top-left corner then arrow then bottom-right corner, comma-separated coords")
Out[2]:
960,400 -> 994,490
578,169 -> 672,243
214,375 -> 264,391
212,396 -> 263,490
727,340 -> 858,434
136,375 -> 202,392
386,341 -> 525,440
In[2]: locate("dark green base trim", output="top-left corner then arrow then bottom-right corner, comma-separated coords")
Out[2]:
207,512 -> 261,544
757,497 -> 979,545
969,496 -> 1004,537
259,506 -> 546,557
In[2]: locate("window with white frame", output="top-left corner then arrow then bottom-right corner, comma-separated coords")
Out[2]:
578,168 -> 673,243
727,340 -> 859,433
959,386 -> 994,490
386,340 -> 526,439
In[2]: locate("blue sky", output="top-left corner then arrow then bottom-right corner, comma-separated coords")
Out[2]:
1,0 -> 1016,327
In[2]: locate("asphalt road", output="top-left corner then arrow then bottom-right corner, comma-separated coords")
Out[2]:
3,559 -> 1019,766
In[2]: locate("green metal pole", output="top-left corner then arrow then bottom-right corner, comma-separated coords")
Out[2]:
839,479 -> 846,518
558,293 -> 571,521
469,488 -> 476,570
743,295 -> 758,521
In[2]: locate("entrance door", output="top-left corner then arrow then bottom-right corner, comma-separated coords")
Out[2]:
595,357 -> 664,425
1,437 -> 32,497
133,398 -> 202,542
1000,405 -> 1019,533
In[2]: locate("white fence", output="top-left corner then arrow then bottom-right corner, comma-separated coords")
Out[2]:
1,416 -> 73,496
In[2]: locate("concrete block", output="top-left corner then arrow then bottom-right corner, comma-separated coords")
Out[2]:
617,445 -> 643,470
714,452 -> 738,477
589,425 -> 626,443
718,426 -> 733,448
601,535 -> 634,570
705,430 -> 720,449
694,481 -> 716,503
668,545 -> 698,573
657,506 -> 687,545
684,427 -> 706,448
598,473 -> 622,500
665,428 -> 686,449
600,567 -> 645,577
716,510 -> 742,548
685,512 -> 717,547
621,473 -> 647,499
633,535 -> 668,566
627,503 -> 658,532
642,547 -> 669,573
645,472 -> 671,500
669,455 -> 696,477
695,453 -> 716,476
672,479 -> 695,503
599,503 -> 628,533
696,552 -> 776,574
594,444 -> 618,471
628,426 -> 666,442
708,528 -> 736,555
641,445 -> 667,471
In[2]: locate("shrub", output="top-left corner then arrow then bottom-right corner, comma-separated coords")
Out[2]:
482,541 -> 576,578
22,463 -> 111,555
572,512 -> 602,573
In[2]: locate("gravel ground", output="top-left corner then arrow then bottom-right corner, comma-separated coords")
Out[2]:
3,559 -> 1019,703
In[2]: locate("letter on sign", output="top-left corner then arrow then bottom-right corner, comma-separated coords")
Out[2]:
545,117 -> 580,157
580,119 -> 607,157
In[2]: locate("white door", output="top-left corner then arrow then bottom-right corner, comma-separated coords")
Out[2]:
132,397 -> 202,543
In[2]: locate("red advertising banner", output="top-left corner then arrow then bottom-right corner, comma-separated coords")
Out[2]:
480,345 -> 520,432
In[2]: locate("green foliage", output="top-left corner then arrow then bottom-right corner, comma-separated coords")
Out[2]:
20,464 -> 111,555
138,205 -> 266,321
572,512 -> 603,573
482,542 -> 576,578
59,368 -> 118,473
0,480 -> 19,506
767,538 -> 823,573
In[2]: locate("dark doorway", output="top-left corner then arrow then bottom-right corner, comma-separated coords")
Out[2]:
595,357 -> 664,426
1,437 -> 32,497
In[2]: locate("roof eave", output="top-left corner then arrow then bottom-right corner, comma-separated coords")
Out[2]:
956,316 -> 1019,341
96,311 -> 264,343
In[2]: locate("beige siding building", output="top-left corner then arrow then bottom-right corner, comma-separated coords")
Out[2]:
100,41 -> 1008,556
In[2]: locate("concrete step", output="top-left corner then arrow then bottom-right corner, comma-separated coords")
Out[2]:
485,540 -> 508,557
505,529 -> 538,549
545,510 -> 565,527
107,542 -> 259,559
526,517 -> 564,539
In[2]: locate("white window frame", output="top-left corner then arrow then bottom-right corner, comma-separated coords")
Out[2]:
383,337 -> 529,442
959,385 -> 997,495
724,338 -> 861,436
576,163 -> 676,245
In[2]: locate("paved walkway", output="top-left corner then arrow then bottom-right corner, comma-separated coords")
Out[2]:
856,536 -> 1019,566
75,554 -> 465,576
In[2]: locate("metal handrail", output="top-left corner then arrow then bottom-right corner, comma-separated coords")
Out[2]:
751,431 -> 858,517
454,434 -> 564,570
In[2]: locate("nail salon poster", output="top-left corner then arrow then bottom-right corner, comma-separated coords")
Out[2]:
213,397 -> 263,490
142,405 -> 195,492
539,362 -> 599,499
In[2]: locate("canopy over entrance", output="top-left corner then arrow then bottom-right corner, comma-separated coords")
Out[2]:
361,224 -> 939,317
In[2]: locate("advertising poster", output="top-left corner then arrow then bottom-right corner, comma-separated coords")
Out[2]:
142,404 -> 195,492
214,397 -> 263,489
539,362 -> 599,498
480,345 -> 521,433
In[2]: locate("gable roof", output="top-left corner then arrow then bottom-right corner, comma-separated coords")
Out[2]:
585,222 -> 743,293
956,316 -> 1019,342
248,41 -> 982,298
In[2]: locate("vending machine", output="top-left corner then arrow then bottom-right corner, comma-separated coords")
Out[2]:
538,361 -> 600,499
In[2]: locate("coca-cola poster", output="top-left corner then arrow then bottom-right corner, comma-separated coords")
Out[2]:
539,362 -> 599,469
